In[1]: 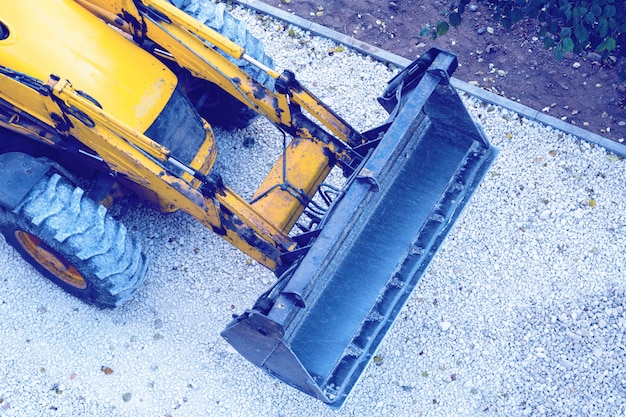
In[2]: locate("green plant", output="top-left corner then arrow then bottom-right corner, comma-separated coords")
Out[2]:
423,0 -> 626,80
420,0 -> 467,38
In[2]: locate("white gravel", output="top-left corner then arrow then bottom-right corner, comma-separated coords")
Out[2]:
1,3 -> 626,416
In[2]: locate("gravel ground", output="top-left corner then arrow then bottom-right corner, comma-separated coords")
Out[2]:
2,2 -> 626,416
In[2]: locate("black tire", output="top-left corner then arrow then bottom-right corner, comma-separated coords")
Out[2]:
180,1 -> 275,129
0,173 -> 148,309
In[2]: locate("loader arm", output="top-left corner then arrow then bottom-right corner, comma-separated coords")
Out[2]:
40,74 -> 296,268
76,0 -> 369,234
77,0 -> 364,147
1,64 -> 289,270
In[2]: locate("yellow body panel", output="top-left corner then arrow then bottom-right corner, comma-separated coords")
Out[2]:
1,0 -> 175,130
0,0 -> 363,270
252,138 -> 332,232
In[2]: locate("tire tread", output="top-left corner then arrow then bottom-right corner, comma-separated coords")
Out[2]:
12,174 -> 147,308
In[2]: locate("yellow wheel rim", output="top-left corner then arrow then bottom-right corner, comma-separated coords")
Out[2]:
14,230 -> 87,290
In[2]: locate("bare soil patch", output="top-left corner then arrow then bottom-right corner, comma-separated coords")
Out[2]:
261,0 -> 626,144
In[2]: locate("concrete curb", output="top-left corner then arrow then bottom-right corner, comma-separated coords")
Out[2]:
232,0 -> 626,157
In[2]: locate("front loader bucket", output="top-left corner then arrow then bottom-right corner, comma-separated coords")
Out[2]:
222,49 -> 497,408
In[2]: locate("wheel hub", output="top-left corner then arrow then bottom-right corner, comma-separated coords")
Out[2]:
14,230 -> 88,290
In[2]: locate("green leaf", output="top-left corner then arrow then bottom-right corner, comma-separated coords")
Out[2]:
449,12 -> 462,27
574,24 -> 589,43
437,21 -> 450,36
562,37 -> 575,54
564,4 -> 572,21
590,3 -> 602,17
525,4 -> 540,18
605,37 -> 616,51
598,18 -> 609,38
544,36 -> 555,48
572,6 -> 581,19
548,20 -> 559,34
595,37 -> 616,52
511,8 -> 524,24
560,27 -> 571,38
554,44 -> 564,60
419,26 -> 431,38
603,4 -> 616,18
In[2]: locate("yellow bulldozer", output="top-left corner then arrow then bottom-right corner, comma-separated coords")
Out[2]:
1,0 -> 496,408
